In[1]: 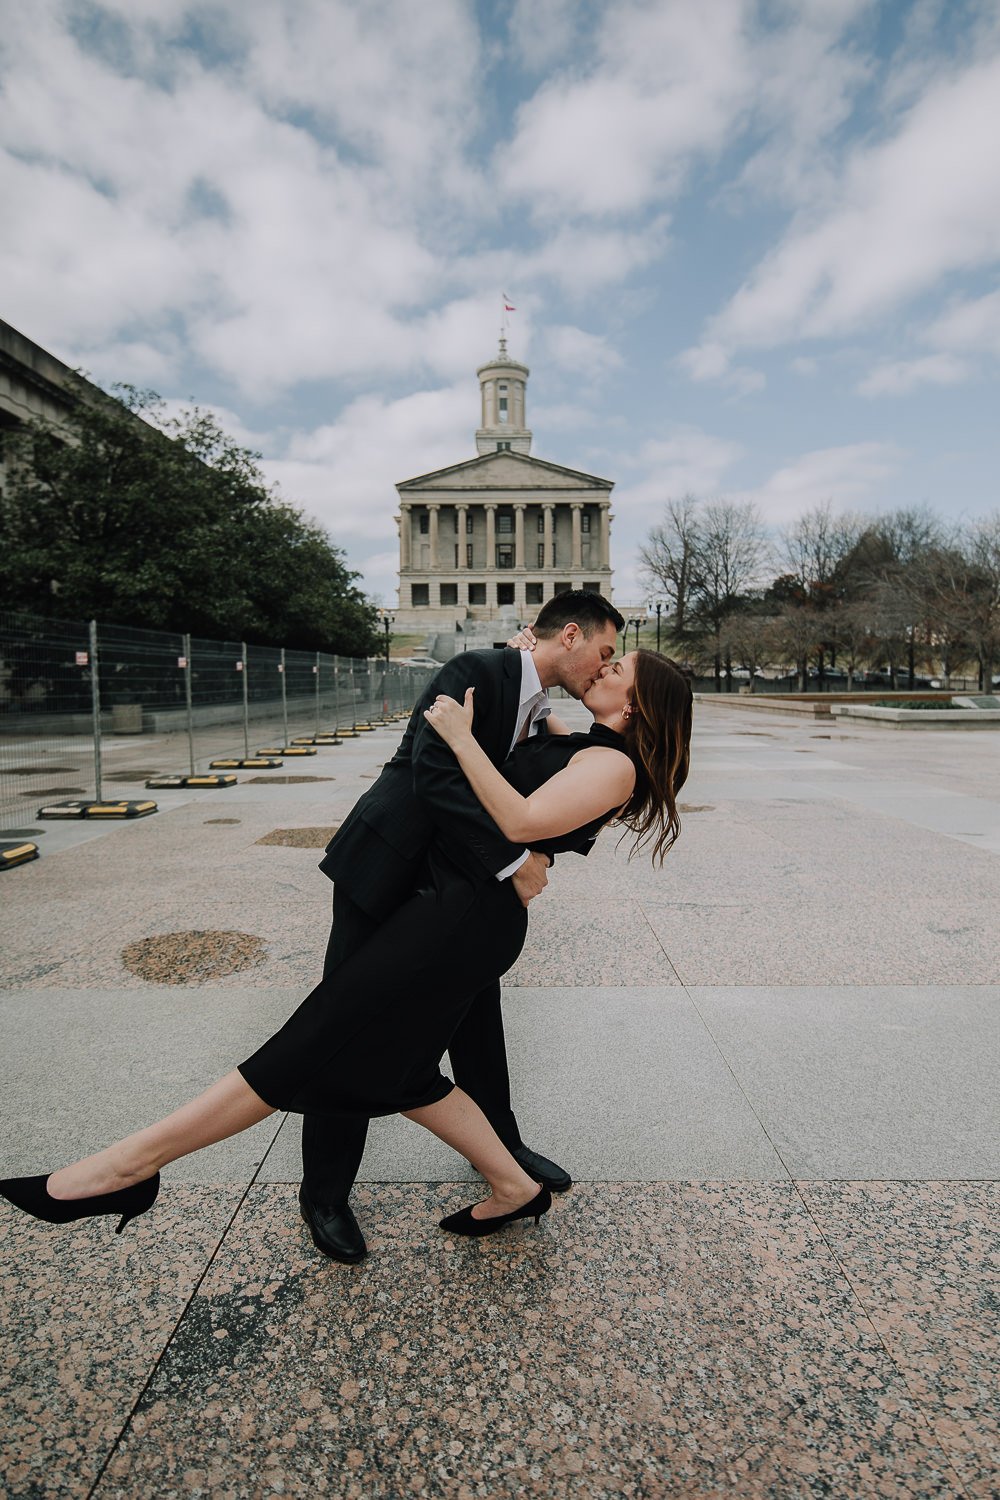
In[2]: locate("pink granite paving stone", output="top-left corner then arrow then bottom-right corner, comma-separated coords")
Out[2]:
92,1184 -> 963,1499
0,1186 -> 244,1498
801,1182 -> 1000,1497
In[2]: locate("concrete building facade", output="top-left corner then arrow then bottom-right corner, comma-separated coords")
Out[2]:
0,319 -> 151,504
393,340 -> 614,630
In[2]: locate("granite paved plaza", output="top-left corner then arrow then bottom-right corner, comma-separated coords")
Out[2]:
0,702 -> 997,1498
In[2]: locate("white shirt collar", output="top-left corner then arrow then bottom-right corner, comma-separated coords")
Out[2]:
516,650 -> 551,739
518,647 -> 545,707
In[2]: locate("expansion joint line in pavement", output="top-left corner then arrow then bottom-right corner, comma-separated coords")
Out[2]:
679,987 -> 973,1497
636,904 -> 685,988
84,1111 -> 291,1499
781,1181 -> 972,1498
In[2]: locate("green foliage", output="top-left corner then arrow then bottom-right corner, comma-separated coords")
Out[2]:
0,383 -> 380,655
873,700 -> 964,709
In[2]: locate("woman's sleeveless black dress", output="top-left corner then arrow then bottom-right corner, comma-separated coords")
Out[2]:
238,723 -> 625,1118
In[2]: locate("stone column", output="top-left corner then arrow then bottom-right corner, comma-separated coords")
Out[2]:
543,503 -> 554,570
456,505 -> 468,567
599,503 -> 611,567
513,503 -> 526,569
398,505 -> 411,569
485,504 -> 496,568
428,504 -> 440,569
571,502 -> 583,569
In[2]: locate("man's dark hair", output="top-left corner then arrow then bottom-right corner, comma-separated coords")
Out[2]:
533,589 -> 625,638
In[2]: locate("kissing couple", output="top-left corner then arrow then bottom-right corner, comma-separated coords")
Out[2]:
1,591 -> 692,1258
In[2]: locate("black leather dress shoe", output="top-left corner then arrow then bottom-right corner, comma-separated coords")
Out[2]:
511,1145 -> 572,1194
298,1185 -> 367,1263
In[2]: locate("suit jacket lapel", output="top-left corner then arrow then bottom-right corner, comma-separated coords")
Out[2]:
496,649 -> 523,763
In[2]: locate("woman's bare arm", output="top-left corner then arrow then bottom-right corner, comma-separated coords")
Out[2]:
425,690 -> 634,842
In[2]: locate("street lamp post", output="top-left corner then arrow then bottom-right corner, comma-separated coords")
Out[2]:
382,611 -> 395,664
653,599 -> 663,653
627,615 -> 643,652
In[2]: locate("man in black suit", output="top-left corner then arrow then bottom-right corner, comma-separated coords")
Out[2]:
301,590 -> 625,1260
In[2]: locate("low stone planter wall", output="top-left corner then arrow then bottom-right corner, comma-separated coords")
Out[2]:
831,704 -> 1000,729
694,691 -> 960,720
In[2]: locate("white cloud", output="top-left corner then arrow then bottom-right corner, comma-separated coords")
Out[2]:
858,353 -> 968,396
677,342 -> 765,395
152,398 -> 272,454
616,428 -> 744,508
790,356 -> 819,376
508,0 -> 579,71
500,0 -> 753,218
730,0 -> 873,208
735,441 -> 901,524
541,325 -> 622,378
924,286 -> 1000,356
238,0 -> 485,203
703,50 -> 1000,354
0,2 -> 479,399
259,383 -> 474,544
519,219 -> 672,295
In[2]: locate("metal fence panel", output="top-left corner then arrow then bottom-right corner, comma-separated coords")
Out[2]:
0,611 -> 96,827
0,612 -> 418,830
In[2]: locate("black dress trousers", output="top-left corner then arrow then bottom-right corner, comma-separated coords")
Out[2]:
301,891 -> 522,1203
239,853 -> 529,1151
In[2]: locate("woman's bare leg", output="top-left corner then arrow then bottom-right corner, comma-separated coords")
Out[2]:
403,1087 -> 539,1220
46,1070 -> 275,1201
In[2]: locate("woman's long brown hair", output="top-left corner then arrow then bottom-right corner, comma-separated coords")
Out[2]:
617,650 -> 693,864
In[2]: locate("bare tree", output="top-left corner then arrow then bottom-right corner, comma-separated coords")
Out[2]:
689,500 -> 768,689
725,610 -> 780,692
769,605 -> 820,690
966,513 -> 1000,689
638,495 -> 700,635
779,501 -> 864,678
865,577 -> 914,687
895,540 -> 971,688
835,507 -> 945,685
780,501 -> 863,598
829,599 -> 875,689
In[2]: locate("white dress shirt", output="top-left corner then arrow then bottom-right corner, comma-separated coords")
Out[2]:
495,651 -> 551,881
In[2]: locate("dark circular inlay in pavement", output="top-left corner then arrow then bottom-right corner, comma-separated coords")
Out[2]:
244,775 -> 335,784
120,930 -> 268,984
256,826 -> 339,847
110,769 -> 166,779
678,804 -> 715,813
204,818 -> 242,825
5,765 -> 81,776
0,827 -> 46,836
22,786 -> 87,797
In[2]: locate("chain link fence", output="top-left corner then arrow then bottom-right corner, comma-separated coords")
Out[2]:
0,612 -> 418,829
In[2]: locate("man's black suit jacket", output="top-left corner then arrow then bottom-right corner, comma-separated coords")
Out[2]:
319,649 -> 528,922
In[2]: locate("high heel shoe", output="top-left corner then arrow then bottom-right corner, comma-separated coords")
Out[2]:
439,1184 -> 551,1238
0,1172 -> 160,1233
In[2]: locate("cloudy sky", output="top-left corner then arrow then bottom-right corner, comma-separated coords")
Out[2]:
3,0 -> 999,604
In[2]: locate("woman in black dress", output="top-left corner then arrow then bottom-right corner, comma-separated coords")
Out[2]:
1,651 -> 692,1240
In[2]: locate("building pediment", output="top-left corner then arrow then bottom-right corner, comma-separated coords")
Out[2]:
397,449 -> 613,494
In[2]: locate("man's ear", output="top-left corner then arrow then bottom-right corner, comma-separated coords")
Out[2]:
561,622 -> 580,649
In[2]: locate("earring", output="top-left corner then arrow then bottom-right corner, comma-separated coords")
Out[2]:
621,705 -> 631,720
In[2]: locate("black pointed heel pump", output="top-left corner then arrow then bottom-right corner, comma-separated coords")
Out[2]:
0,1172 -> 160,1233
439,1184 -> 551,1238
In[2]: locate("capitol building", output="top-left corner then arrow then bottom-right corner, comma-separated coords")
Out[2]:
393,339 -> 615,631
